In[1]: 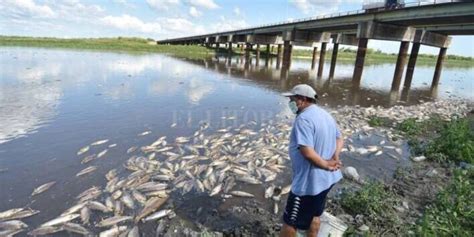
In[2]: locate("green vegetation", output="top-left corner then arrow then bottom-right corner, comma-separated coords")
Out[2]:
340,181 -> 401,234
367,115 -> 393,127
392,116 -> 474,164
1,36 -> 473,67
0,36 -> 215,59
414,168 -> 474,236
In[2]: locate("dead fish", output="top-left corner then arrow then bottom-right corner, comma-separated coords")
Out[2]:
209,184 -> 222,196
135,196 -> 169,222
28,226 -> 64,236
81,154 -> 97,164
61,202 -> 87,216
0,229 -> 25,237
99,225 -> 128,237
96,216 -> 132,227
0,220 -> 28,230
264,186 -> 275,199
374,150 -> 383,156
76,166 -> 97,177
281,185 -> 291,195
88,201 -> 111,213
80,206 -> 90,225
109,143 -> 117,148
274,202 -> 279,214
170,123 -> 177,128
230,191 -> 254,197
31,181 -> 56,196
175,137 -> 189,143
77,146 -> 90,156
0,209 -> 39,222
142,209 -> 173,222
138,131 -> 151,136
41,214 -> 80,227
97,149 -> 108,158
63,223 -> 91,236
91,139 -> 109,146
127,146 -> 138,154
0,208 -> 24,220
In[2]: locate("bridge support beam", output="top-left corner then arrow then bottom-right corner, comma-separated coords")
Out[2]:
317,42 -> 327,77
228,42 -> 233,54
352,38 -> 368,85
282,40 -> 292,68
391,41 -> 410,92
404,42 -> 420,89
329,43 -> 339,79
311,47 -> 318,69
245,43 -> 252,62
256,44 -> 260,66
432,47 -> 447,88
276,44 -> 282,69
266,44 -> 270,57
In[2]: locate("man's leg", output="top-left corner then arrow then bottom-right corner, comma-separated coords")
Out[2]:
306,216 -> 321,237
279,223 -> 297,237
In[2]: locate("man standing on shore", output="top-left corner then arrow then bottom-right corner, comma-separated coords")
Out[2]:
280,84 -> 343,237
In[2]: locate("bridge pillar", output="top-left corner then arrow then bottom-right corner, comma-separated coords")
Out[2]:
432,47 -> 447,88
352,38 -> 368,85
266,44 -> 270,57
216,43 -> 220,49
329,43 -> 339,79
256,44 -> 260,66
391,41 -> 410,92
317,42 -> 327,77
282,40 -> 292,68
276,44 -> 282,69
311,47 -> 318,69
404,42 -> 420,89
245,43 -> 252,62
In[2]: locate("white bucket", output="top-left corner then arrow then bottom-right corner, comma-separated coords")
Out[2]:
295,211 -> 348,237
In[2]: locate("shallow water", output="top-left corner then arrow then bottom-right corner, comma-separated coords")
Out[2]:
0,47 -> 472,233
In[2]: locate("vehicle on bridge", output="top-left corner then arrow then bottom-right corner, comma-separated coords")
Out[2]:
363,0 -> 405,12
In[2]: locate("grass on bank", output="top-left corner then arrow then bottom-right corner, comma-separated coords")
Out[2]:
1,36 -> 473,67
360,115 -> 474,235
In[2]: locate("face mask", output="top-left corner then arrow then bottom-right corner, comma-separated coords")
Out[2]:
288,101 -> 298,114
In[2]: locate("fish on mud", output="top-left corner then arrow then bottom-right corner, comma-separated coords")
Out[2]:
0,220 -> 28,230
63,223 -> 91,236
28,226 -> 64,236
97,149 -> 108,158
99,225 -> 127,237
96,216 -> 132,227
135,196 -> 169,222
40,214 -> 80,227
76,166 -> 97,177
142,209 -> 173,222
230,191 -> 254,198
0,208 -> 39,222
31,181 -> 56,196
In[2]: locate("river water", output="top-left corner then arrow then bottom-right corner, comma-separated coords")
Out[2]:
0,47 -> 472,235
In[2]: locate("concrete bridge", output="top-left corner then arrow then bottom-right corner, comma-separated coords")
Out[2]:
157,1 -> 474,91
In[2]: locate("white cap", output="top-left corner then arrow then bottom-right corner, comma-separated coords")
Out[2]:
282,84 -> 318,99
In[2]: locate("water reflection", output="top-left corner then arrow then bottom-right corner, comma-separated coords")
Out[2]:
175,55 -> 473,107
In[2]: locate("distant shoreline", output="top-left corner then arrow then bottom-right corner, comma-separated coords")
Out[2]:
1,36 -> 472,67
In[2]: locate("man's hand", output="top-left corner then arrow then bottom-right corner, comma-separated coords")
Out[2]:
324,157 -> 342,171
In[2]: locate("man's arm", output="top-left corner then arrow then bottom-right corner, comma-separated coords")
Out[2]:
299,146 -> 341,171
332,137 -> 344,161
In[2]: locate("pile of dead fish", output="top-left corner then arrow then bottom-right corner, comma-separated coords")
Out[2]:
1,120 -> 294,236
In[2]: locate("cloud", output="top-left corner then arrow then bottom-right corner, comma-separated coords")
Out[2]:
146,0 -> 180,11
290,0 -> 363,15
0,0 -> 56,19
162,18 -> 205,34
188,0 -> 218,10
210,16 -> 248,32
189,6 -> 202,17
101,14 -> 162,33
233,7 -> 240,16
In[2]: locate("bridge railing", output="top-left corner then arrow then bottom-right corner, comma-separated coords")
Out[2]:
234,0 -> 458,31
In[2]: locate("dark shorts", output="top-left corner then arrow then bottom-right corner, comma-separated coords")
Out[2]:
282,185 -> 333,230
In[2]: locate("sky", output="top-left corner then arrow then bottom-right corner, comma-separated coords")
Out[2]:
0,0 -> 473,57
